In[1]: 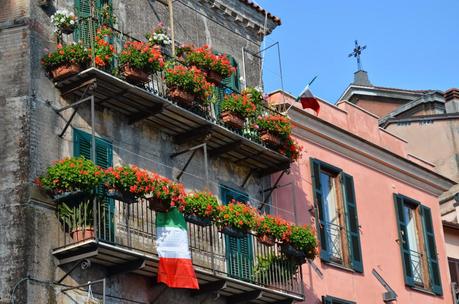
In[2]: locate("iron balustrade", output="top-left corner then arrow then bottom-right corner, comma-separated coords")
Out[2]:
55,198 -> 304,297
408,249 -> 425,286
321,220 -> 344,262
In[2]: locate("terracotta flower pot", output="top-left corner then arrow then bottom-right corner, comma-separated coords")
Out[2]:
147,197 -> 171,212
221,111 -> 245,129
219,225 -> 247,238
50,64 -> 81,81
123,65 -> 150,83
106,189 -> 137,204
260,131 -> 282,148
70,227 -> 95,242
206,70 -> 223,84
184,214 -> 212,227
257,234 -> 275,247
168,87 -> 195,106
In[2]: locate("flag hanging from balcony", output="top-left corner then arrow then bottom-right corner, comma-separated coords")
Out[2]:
155,208 -> 199,289
299,84 -> 320,115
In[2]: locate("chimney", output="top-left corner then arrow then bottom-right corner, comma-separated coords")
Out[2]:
353,70 -> 372,86
444,88 -> 459,113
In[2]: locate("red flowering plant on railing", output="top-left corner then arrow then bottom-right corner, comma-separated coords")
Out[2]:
41,43 -> 90,77
119,41 -> 165,73
92,26 -> 115,68
254,214 -> 291,245
221,93 -> 257,118
255,114 -> 292,140
180,191 -> 220,224
281,225 -> 317,260
181,45 -> 235,80
35,157 -> 104,198
215,200 -> 258,232
278,136 -> 303,162
103,165 -> 151,203
147,173 -> 186,212
164,63 -> 214,103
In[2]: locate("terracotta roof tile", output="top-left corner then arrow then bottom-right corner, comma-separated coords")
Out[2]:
238,0 -> 281,25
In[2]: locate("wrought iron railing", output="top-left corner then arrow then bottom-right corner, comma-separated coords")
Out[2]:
55,198 -> 304,296
59,18 -> 285,149
409,249 -> 425,286
321,220 -> 344,262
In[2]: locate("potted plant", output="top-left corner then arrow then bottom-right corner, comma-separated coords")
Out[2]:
104,165 -> 151,204
147,173 -> 186,212
119,41 -> 164,83
216,201 -> 257,238
41,43 -> 90,81
181,191 -> 219,226
253,254 -> 297,285
281,225 -> 317,264
255,114 -> 292,148
220,93 -> 257,129
51,9 -> 78,35
145,22 -> 172,49
254,215 -> 290,247
35,157 -> 104,204
181,45 -> 235,84
164,64 -> 214,106
57,200 -> 94,242
93,26 -> 116,70
278,136 -> 303,162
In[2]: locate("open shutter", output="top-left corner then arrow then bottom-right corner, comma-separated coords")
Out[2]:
394,194 -> 415,287
74,0 -> 92,46
421,205 -> 442,295
341,173 -> 363,273
310,159 -> 331,262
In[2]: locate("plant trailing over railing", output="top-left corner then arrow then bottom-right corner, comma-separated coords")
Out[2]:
215,201 -> 258,237
255,114 -> 292,140
253,254 -> 297,284
41,43 -> 90,80
104,165 -> 151,204
147,173 -> 186,212
120,41 -> 164,83
282,225 -> 317,262
181,191 -> 220,226
145,22 -> 172,47
35,157 -> 104,199
93,26 -> 116,69
255,214 -> 290,246
221,93 -> 257,118
279,136 -> 303,162
51,9 -> 78,34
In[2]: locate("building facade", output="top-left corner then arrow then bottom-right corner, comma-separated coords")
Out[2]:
269,91 -> 455,303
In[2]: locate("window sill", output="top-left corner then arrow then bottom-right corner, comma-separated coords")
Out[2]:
410,286 -> 437,296
322,260 -> 355,273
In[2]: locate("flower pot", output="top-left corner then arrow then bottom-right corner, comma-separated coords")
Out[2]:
168,87 -> 195,106
219,225 -> 247,238
123,65 -> 149,83
70,227 -> 94,242
147,197 -> 171,212
184,214 -> 212,227
52,190 -> 90,204
206,70 -> 223,84
106,189 -> 137,204
257,234 -> 275,247
221,111 -> 245,129
260,131 -> 282,148
281,243 -> 307,264
61,26 -> 75,35
50,64 -> 81,81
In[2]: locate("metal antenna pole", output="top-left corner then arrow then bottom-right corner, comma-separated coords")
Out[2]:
168,0 -> 176,56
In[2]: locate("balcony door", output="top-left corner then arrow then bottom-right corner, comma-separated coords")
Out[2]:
220,185 -> 253,281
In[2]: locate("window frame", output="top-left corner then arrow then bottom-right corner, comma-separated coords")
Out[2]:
322,295 -> 356,304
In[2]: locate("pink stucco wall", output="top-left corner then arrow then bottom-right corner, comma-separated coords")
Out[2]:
269,93 -> 453,303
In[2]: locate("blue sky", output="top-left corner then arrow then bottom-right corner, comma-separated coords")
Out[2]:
256,0 -> 459,102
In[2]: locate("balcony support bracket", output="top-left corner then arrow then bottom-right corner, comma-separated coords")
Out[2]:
240,169 -> 253,188
170,143 -> 208,184
258,169 -> 288,211
191,280 -> 226,297
107,258 -> 146,277
55,258 -> 92,284
226,290 -> 263,304
173,125 -> 212,145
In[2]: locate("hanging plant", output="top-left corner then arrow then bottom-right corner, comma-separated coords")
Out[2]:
145,22 -> 172,47
181,191 -> 220,226
278,136 -> 303,162
281,225 -> 317,263
216,201 -> 258,238
92,26 -> 116,69
41,43 -> 90,81
254,215 -> 291,246
147,173 -> 186,212
119,41 -> 164,83
35,157 -> 104,202
255,114 -> 292,147
220,93 -> 257,129
51,9 -> 78,34
104,165 -> 151,204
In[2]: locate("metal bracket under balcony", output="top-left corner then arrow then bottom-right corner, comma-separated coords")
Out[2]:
52,239 -> 304,304
54,68 -> 290,176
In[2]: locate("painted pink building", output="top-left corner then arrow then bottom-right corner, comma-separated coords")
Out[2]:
269,91 -> 456,304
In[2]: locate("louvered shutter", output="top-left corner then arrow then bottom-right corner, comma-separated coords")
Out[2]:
74,0 -> 92,46
420,205 -> 442,295
394,194 -> 415,287
341,173 -> 363,273
310,159 -> 331,262
322,296 -> 333,304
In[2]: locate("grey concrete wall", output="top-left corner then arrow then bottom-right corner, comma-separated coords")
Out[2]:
0,0 -> 278,303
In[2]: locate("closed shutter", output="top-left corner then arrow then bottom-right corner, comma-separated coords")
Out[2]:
214,54 -> 239,119
341,173 -> 363,273
310,158 -> 331,262
74,0 -> 92,46
394,194 -> 415,287
221,186 -> 253,281
73,129 -> 114,242
420,205 -> 442,295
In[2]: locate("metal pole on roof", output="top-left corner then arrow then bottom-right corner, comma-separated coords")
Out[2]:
167,0 -> 176,56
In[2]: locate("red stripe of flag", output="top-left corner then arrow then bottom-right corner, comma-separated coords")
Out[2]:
157,258 -> 199,289
299,86 -> 320,114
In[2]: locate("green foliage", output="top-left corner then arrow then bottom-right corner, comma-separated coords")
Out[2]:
254,214 -> 290,241
286,225 -> 317,259
215,201 -> 258,231
35,157 -> 104,195
182,191 -> 220,220
253,254 -> 297,283
57,200 -> 93,229
119,41 -> 164,73
255,114 -> 292,140
104,165 -> 151,199
41,43 -> 90,71
181,45 -> 235,78
221,93 -> 257,118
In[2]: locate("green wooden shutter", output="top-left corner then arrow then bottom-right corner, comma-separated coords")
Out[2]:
322,296 -> 333,304
341,173 -> 363,273
74,0 -> 92,46
310,159 -> 331,262
420,205 -> 443,295
394,194 -> 415,287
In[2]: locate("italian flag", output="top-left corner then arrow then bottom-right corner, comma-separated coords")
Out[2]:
155,208 -> 199,289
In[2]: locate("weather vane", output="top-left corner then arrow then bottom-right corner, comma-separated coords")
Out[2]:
348,40 -> 367,71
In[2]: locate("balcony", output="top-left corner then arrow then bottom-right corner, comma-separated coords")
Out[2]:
52,199 -> 305,303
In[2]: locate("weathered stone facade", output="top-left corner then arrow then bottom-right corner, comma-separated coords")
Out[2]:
0,0 -> 281,303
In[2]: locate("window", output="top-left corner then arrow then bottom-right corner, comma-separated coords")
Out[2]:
213,54 -> 240,119
311,159 -> 363,272
394,194 -> 442,295
449,257 -> 459,286
74,0 -> 112,46
322,295 -> 355,304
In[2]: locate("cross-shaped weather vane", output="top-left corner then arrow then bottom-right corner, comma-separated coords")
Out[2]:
348,40 -> 367,71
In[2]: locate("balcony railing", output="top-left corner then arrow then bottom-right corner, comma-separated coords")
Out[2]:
53,198 -> 304,300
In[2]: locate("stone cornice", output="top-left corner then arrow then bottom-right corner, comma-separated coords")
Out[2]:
289,108 -> 455,197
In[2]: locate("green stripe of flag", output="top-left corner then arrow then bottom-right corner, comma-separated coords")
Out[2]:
155,207 -> 187,230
